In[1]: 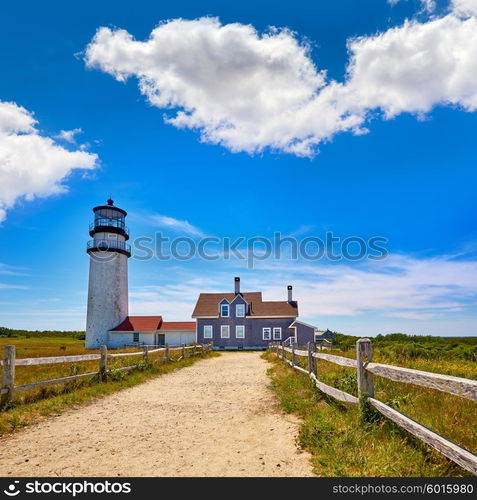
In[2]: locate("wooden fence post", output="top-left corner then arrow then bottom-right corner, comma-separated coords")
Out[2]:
307,342 -> 316,375
1,345 -> 15,407
291,342 -> 296,367
181,344 -> 185,359
165,344 -> 170,362
357,338 -> 374,404
99,345 -> 108,381
143,345 -> 149,363
281,342 -> 285,361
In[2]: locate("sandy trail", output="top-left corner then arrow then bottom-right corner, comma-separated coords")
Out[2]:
0,352 -> 313,477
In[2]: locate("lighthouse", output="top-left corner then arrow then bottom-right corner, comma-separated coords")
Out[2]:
85,199 -> 130,349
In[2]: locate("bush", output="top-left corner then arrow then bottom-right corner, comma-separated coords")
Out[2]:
0,326 -> 85,339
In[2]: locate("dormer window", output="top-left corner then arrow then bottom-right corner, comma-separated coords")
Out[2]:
236,304 -> 245,317
220,303 -> 230,317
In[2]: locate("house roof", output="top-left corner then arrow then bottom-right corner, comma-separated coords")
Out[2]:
109,317 -> 196,332
192,292 -> 298,318
110,316 -> 163,332
289,319 -> 318,329
160,322 -> 196,331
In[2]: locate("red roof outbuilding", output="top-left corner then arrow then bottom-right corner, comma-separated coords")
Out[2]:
159,322 -> 196,331
109,316 -> 196,332
109,316 -> 163,332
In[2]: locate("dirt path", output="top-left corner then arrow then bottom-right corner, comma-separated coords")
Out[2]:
0,352 -> 314,477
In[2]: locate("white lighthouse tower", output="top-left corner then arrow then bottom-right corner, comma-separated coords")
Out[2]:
86,199 -> 130,349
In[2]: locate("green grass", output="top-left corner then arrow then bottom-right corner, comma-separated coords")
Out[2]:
306,346 -> 477,454
0,336 -> 169,401
0,349 -> 219,437
0,336 -> 87,358
0,326 -> 85,339
263,352 -> 472,477
334,333 -> 477,363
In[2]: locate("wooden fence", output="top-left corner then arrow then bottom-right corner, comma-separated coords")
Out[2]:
269,339 -> 477,476
1,343 -> 212,406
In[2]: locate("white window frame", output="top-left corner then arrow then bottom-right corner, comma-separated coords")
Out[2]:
220,325 -> 230,338
236,304 -> 245,318
220,304 -> 230,317
203,325 -> 213,339
273,327 -> 282,340
262,327 -> 271,340
235,325 -> 245,339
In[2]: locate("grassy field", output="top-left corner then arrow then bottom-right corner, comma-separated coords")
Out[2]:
263,351 -> 473,477
311,337 -> 477,458
0,334 -> 218,436
0,336 -> 89,358
0,336 -> 151,389
264,334 -> 477,477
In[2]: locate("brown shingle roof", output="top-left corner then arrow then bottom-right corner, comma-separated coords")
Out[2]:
192,292 -> 298,317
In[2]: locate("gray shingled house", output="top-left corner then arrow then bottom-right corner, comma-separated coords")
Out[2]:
192,277 -> 316,349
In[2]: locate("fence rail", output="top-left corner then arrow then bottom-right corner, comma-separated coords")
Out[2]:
1,343 -> 212,406
7,354 -> 101,366
268,339 -> 477,476
366,362 -> 477,401
313,352 -> 358,368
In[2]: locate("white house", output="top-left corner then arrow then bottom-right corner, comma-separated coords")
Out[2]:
108,315 -> 196,349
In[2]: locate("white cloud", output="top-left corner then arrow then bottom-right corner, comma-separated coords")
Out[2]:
341,14 -> 477,117
147,212 -> 206,237
0,101 -> 97,222
0,263 -> 28,276
54,128 -> 83,144
85,18 -> 332,157
452,0 -> 477,16
244,253 -> 477,322
85,11 -> 477,157
388,0 -> 436,12
0,282 -> 28,289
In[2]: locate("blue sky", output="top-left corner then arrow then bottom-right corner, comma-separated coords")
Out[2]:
0,0 -> 476,335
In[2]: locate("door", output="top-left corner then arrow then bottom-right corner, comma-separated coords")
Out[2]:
155,333 -> 165,346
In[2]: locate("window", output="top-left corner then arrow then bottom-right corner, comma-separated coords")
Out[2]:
262,327 -> 271,340
220,304 -> 229,317
236,325 -> 245,338
133,332 -> 139,342
273,327 -> 282,340
236,304 -> 245,317
203,325 -> 213,339
221,325 -> 230,338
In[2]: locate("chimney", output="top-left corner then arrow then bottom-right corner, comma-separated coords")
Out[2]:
234,277 -> 241,295
287,285 -> 293,302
